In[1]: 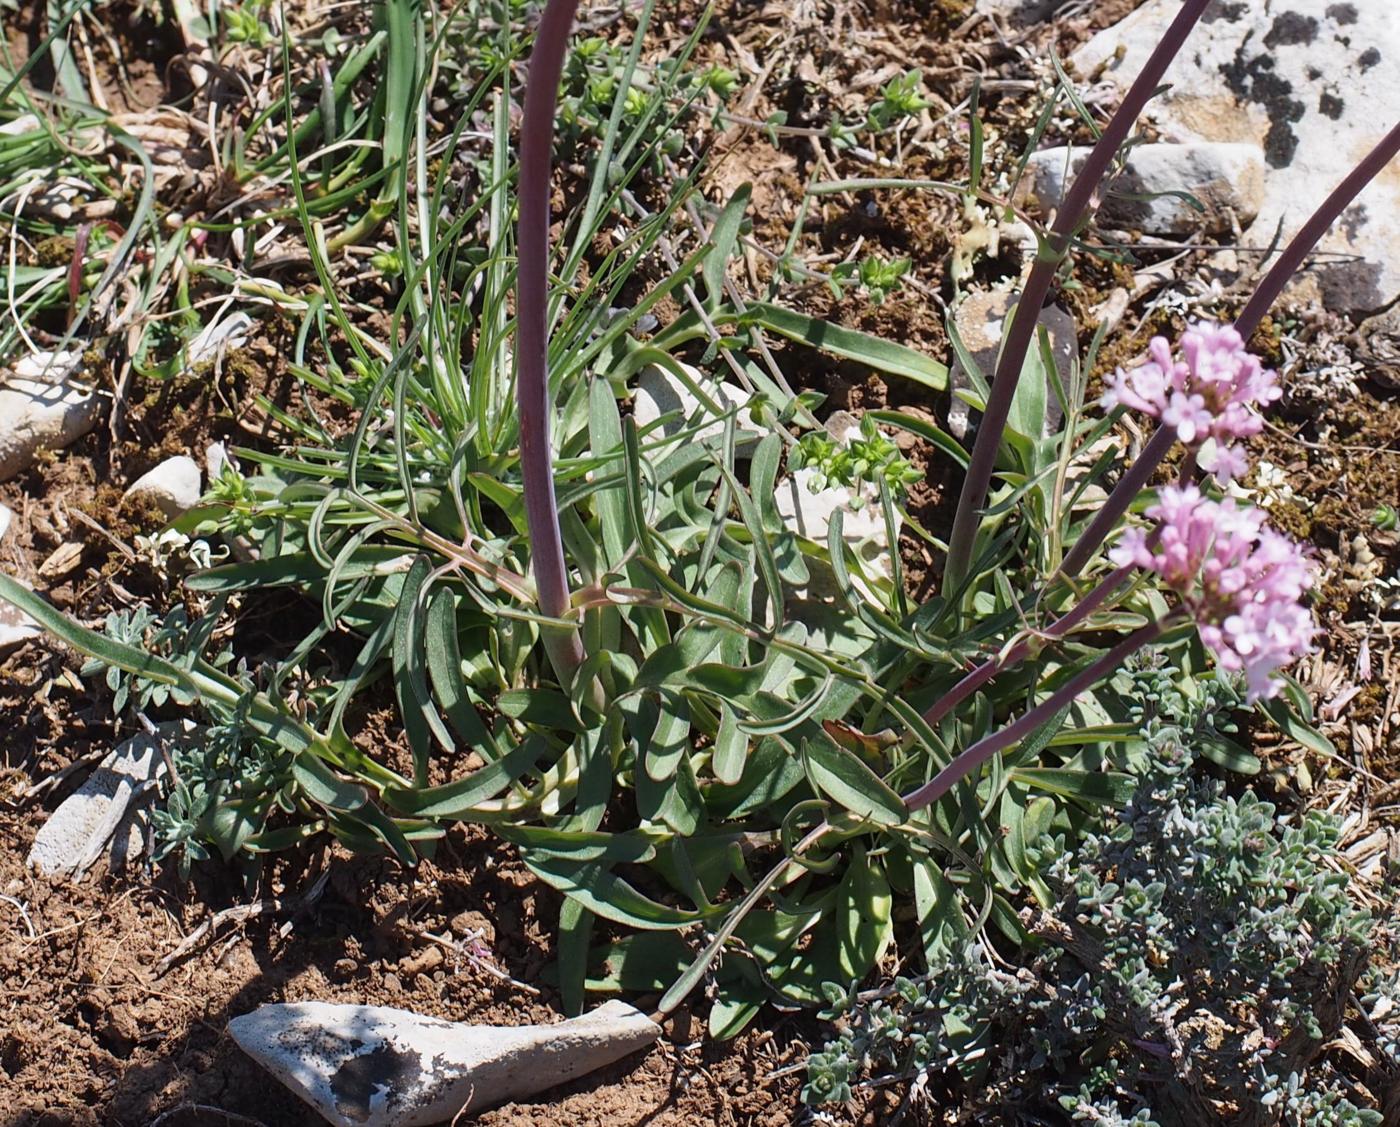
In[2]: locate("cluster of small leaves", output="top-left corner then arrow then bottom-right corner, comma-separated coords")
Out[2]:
1360,964 -> 1400,1068
1259,1073 -> 1380,1127
554,34 -> 733,162
828,69 -> 931,150
830,254 -> 911,305
787,414 -> 922,501
83,605 -> 231,717
1060,1087 -> 1160,1126
221,0 -> 274,46
82,603 -> 298,877
803,949 -> 1034,1105
151,698 -> 296,878
1123,651 -> 1258,774
1029,755 -> 1374,1122
806,712 -> 1387,1123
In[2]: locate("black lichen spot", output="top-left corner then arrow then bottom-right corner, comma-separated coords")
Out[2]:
1359,47 -> 1381,70
1305,66 -> 1323,81
1316,261 -> 1384,315
332,1046 -> 424,1123
1203,1 -> 1248,22
1339,203 -> 1368,241
1325,2 -> 1358,24
1264,11 -> 1319,47
1220,49 -> 1306,168
1319,91 -> 1345,119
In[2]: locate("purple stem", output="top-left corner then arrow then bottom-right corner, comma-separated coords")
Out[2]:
518,0 -> 586,684
1061,119 -> 1400,579
1059,424 -> 1177,577
1236,120 -> 1400,337
921,562 -> 1135,728
904,618 -> 1167,813
941,0 -> 1213,591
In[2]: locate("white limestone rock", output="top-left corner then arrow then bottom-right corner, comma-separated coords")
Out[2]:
1073,0 -> 1400,313
27,729 -> 170,878
0,350 -> 101,482
1026,142 -> 1265,235
947,284 -> 1076,441
123,455 -> 202,519
0,502 -> 12,544
632,362 -> 763,450
229,999 -> 662,1126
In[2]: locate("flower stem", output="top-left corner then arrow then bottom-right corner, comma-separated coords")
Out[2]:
1061,119 -> 1400,579
904,618 -> 1167,813
1060,424 -> 1177,577
1236,120 -> 1400,338
921,562 -> 1136,728
941,0 -> 1213,593
518,0 -> 586,687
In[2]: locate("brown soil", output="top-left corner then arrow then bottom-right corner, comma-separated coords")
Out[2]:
3,0 -> 1398,1123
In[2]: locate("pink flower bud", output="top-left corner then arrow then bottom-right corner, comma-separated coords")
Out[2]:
1112,485 -> 1316,702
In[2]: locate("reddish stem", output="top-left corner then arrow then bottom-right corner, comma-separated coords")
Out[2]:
518,0 -> 586,684
941,0 -> 1214,591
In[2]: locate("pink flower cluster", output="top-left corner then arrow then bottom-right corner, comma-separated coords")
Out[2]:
1110,486 -> 1316,702
1101,321 -> 1281,483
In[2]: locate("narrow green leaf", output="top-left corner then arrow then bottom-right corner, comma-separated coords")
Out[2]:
704,185 -> 751,310
801,734 -> 907,826
712,704 -> 746,786
747,302 -> 947,390
292,757 -> 369,813
381,738 -> 545,817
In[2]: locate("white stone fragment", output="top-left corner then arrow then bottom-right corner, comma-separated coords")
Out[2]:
0,594 -> 40,652
27,729 -> 170,878
1026,142 -> 1265,235
0,350 -> 101,482
229,999 -> 663,1126
0,502 -> 12,543
975,0 -> 1068,24
632,362 -> 763,449
123,455 -> 202,518
1073,0 -> 1400,313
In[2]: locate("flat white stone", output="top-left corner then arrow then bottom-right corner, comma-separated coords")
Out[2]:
229,999 -> 663,1126
0,596 -> 39,652
632,362 -> 763,450
27,729 -> 169,878
0,502 -> 12,543
948,284 -> 1075,441
1026,142 -> 1265,235
0,350 -> 101,482
123,455 -> 202,518
1073,0 -> 1400,313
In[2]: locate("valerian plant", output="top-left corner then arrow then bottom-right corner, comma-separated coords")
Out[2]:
3,0 -> 1399,1045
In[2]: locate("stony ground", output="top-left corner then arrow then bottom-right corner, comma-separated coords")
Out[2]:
2,0 -> 1398,1123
